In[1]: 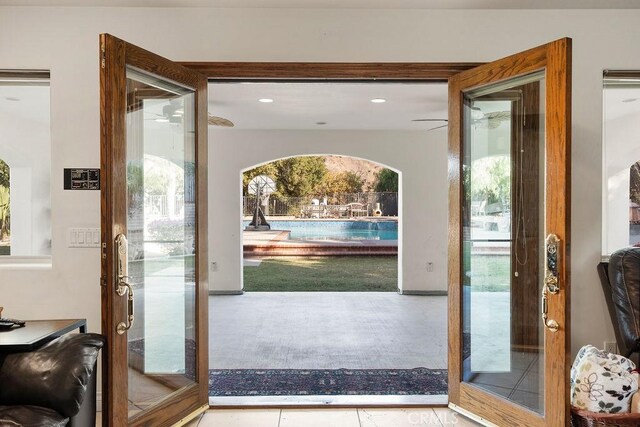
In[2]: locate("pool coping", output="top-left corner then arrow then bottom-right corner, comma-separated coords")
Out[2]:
243,229 -> 398,256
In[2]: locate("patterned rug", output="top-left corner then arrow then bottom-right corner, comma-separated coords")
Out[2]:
209,368 -> 448,396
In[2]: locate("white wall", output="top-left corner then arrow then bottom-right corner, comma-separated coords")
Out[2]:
0,6 -> 636,359
209,129 -> 448,293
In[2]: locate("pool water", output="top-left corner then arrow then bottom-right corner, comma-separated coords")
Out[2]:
289,228 -> 398,241
243,220 -> 398,241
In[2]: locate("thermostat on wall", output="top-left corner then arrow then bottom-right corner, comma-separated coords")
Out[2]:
64,168 -> 100,190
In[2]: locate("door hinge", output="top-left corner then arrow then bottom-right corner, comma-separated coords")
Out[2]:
100,276 -> 107,287
100,41 -> 106,69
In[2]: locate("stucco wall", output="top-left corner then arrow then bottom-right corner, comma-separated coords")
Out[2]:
209,129 -> 448,293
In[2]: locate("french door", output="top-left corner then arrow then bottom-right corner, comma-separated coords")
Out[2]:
100,34 -> 209,426
448,39 -> 571,425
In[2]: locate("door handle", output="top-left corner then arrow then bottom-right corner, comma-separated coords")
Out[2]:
541,233 -> 560,332
115,234 -> 134,335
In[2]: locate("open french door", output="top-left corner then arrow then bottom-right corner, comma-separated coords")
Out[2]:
448,38 -> 571,426
100,34 -> 209,426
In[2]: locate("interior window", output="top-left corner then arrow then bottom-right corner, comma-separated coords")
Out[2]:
0,71 -> 51,260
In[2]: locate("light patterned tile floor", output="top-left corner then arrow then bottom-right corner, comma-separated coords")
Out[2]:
178,407 -> 482,427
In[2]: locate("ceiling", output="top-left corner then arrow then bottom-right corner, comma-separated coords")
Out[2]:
0,84 -> 50,126
605,86 -> 640,121
2,0 -> 640,8
208,82 -> 448,130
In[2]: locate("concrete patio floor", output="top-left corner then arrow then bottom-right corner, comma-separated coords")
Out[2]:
209,292 -> 447,370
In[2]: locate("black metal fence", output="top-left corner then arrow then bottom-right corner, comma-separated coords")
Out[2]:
243,192 -> 398,217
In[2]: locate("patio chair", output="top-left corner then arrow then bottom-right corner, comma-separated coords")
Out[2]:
347,202 -> 368,217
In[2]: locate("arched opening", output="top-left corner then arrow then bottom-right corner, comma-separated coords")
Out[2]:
0,158 -> 10,255
240,154 -> 400,292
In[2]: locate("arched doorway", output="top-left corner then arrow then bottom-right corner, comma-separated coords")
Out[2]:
241,154 -> 400,293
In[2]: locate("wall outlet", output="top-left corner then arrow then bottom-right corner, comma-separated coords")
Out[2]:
427,262 -> 434,272
211,262 -> 218,272
604,341 -> 619,354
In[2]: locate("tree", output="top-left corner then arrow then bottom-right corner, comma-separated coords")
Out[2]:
274,157 -> 327,197
0,159 -> 8,189
374,168 -> 398,192
242,157 -> 327,198
470,156 -> 510,207
0,159 -> 9,241
0,186 -> 9,241
631,162 -> 640,204
316,171 -> 364,196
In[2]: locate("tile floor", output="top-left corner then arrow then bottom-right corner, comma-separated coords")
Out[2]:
183,407 -> 482,427
98,407 -> 483,426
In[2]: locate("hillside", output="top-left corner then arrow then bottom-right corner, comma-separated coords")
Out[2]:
323,155 -> 384,192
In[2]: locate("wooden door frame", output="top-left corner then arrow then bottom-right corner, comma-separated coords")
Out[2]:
178,61 -> 482,81
448,38 -> 571,426
100,33 -> 209,426
176,57 -> 570,423
173,60 -> 479,410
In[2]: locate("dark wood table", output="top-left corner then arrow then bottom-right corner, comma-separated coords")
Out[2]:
0,319 -> 87,353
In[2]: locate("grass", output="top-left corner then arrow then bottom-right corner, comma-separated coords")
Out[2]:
468,254 -> 510,292
129,255 -> 195,279
243,256 -> 398,292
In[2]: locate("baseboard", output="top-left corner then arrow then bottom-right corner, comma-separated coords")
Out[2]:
397,289 -> 448,296
209,290 -> 244,295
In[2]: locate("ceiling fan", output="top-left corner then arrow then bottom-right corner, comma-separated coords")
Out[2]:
415,107 -> 511,131
474,109 -> 511,129
144,109 -> 234,128
208,114 -> 234,127
411,118 -> 448,131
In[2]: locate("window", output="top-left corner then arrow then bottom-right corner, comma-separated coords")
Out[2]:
0,71 -> 51,261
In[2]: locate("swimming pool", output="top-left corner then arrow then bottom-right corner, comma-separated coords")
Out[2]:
243,220 -> 398,241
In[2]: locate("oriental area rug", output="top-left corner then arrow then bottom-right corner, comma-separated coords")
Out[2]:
208,368 -> 448,396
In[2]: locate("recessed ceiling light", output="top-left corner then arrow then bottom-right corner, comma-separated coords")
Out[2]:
316,122 -> 327,125
371,98 -> 387,103
622,98 -> 638,103
4,97 -> 19,102
258,98 -> 274,103
155,118 -> 169,123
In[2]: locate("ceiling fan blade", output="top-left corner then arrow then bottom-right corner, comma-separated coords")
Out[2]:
484,111 -> 511,121
208,114 -> 234,127
427,124 -> 448,131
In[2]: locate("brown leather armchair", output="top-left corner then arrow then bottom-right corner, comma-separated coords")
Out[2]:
0,333 -> 104,426
599,247 -> 640,363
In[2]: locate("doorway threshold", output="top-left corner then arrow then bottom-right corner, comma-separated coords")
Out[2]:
209,394 -> 448,407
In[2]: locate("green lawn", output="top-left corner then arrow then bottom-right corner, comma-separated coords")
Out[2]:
243,256 -> 398,292
468,254 -> 510,292
129,255 -> 195,280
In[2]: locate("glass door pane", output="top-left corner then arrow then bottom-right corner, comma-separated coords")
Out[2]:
462,71 -> 546,414
125,67 -> 197,416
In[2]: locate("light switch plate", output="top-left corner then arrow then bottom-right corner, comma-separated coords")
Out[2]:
69,228 -> 100,248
